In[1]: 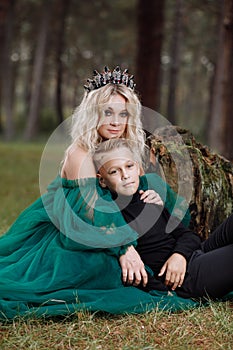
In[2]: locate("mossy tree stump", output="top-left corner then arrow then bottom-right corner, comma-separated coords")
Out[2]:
148,126 -> 233,240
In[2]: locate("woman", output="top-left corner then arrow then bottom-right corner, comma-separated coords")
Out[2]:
61,68 -> 145,179
0,66 -> 194,320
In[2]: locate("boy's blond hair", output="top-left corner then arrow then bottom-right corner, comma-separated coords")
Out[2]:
93,138 -> 143,172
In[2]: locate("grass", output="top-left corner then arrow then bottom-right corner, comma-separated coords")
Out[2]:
0,142 -> 42,234
0,142 -> 233,349
0,305 -> 233,349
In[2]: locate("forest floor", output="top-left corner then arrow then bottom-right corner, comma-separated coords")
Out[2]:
0,142 -> 232,350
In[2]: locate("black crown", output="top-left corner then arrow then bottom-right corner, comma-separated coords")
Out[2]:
84,66 -> 136,92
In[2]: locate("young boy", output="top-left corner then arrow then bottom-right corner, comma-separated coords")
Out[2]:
93,138 -> 233,300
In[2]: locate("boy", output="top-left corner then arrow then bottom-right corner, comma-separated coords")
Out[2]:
93,138 -> 233,300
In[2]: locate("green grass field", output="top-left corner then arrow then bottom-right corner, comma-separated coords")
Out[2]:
0,142 -> 232,349
0,142 -> 42,234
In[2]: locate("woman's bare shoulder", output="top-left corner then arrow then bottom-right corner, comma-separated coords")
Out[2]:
61,145 -> 96,179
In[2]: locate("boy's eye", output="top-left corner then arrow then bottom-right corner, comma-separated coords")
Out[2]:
108,169 -> 118,175
127,162 -> 135,169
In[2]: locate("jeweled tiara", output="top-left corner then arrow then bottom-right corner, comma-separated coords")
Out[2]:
84,66 -> 136,92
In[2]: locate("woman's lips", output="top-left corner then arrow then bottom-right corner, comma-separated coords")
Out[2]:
108,129 -> 121,134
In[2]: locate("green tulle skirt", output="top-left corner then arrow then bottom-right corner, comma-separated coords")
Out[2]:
0,174 -> 212,320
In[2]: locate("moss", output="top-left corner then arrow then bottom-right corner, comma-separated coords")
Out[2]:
149,126 -> 233,239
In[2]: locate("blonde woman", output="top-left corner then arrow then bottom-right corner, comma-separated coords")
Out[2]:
61,70 -> 163,202
1,66 -> 179,320
62,79 -> 145,177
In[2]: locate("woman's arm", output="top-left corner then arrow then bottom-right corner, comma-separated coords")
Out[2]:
61,146 -> 96,179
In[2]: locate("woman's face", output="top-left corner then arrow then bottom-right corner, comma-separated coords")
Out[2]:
98,94 -> 128,140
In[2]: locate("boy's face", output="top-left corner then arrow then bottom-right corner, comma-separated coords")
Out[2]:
97,147 -> 140,196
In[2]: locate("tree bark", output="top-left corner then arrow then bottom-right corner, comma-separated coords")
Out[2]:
1,0 -> 15,139
149,126 -> 233,240
0,0 -> 10,133
208,0 -> 233,160
207,2 -> 225,154
166,0 -> 184,124
24,1 -> 53,140
135,0 -> 165,131
55,0 -> 70,126
221,0 -> 233,160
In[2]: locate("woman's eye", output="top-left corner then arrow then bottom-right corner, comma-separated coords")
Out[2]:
120,111 -> 129,118
104,110 -> 112,117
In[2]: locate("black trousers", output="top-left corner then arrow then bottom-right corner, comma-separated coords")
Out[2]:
177,213 -> 233,299
142,214 -> 233,300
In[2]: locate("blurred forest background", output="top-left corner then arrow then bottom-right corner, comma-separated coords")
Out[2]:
0,0 -> 233,160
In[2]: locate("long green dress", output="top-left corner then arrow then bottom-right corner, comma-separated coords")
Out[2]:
0,173 -> 203,320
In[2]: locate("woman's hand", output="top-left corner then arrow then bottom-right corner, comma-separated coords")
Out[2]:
119,246 -> 148,287
139,190 -> 163,205
158,253 -> 187,291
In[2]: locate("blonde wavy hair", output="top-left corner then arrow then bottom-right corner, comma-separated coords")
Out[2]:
67,83 -> 145,157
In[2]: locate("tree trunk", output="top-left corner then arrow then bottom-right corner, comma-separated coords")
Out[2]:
55,0 -> 70,126
24,1 -> 53,140
166,0 -> 184,124
135,0 -> 165,132
0,0 -> 10,133
221,0 -> 233,160
207,2 -> 225,154
1,0 -> 15,139
149,126 -> 233,240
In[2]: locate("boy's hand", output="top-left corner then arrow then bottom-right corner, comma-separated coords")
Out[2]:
139,190 -> 163,205
119,245 -> 148,287
158,253 -> 187,290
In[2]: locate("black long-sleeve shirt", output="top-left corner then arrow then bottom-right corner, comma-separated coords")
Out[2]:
116,191 -> 201,277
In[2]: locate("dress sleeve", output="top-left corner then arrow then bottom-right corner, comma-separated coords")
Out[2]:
139,173 -> 191,227
43,176 -> 138,256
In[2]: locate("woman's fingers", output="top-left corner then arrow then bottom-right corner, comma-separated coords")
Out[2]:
132,267 -> 148,287
119,246 -> 148,287
140,268 -> 148,287
122,265 -> 148,286
139,190 -> 163,205
121,268 -> 128,284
